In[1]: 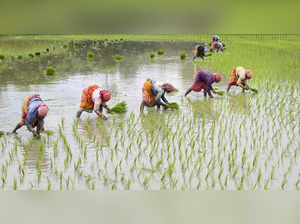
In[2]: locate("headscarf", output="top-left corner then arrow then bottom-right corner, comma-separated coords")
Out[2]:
37,104 -> 49,117
100,90 -> 111,102
245,70 -> 253,79
213,73 -> 222,82
162,83 -> 175,93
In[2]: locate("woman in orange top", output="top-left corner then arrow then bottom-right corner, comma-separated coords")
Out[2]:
76,85 -> 111,119
227,66 -> 253,93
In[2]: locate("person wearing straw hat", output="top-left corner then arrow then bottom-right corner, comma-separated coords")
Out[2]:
185,64 -> 222,98
140,79 -> 176,112
76,85 -> 111,119
12,94 -> 49,137
227,66 -> 253,93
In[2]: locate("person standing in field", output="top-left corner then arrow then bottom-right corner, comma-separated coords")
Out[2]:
76,85 -> 111,119
140,79 -> 176,112
12,94 -> 49,137
185,64 -> 222,98
227,66 -> 253,93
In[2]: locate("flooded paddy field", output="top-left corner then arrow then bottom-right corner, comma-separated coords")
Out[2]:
0,36 -> 299,190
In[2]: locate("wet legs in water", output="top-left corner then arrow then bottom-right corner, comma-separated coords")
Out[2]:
140,101 -> 146,113
12,122 -> 24,133
184,88 -> 192,97
76,108 -> 84,118
227,85 -> 232,93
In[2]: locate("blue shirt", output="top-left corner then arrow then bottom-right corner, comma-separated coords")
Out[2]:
25,98 -> 44,127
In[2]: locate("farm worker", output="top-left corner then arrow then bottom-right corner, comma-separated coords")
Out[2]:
212,35 -> 220,42
140,79 -> 175,112
76,85 -> 111,119
12,94 -> 49,137
193,44 -> 206,60
185,64 -> 222,98
211,41 -> 225,52
227,66 -> 253,93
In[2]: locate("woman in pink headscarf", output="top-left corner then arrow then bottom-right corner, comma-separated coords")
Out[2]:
12,94 -> 49,137
76,85 -> 111,119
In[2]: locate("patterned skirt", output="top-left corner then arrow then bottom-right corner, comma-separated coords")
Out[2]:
142,81 -> 155,106
79,85 -> 100,109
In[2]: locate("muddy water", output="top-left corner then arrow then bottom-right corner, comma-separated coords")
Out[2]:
0,40 -> 299,190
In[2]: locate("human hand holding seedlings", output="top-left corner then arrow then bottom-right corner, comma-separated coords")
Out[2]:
163,103 -> 169,110
104,104 -> 111,113
96,111 -> 107,120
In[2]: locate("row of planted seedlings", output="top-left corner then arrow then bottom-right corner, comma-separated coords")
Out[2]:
64,82 -> 298,190
0,80 -> 298,190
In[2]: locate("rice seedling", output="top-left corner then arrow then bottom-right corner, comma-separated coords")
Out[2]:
87,51 -> 94,58
0,35 -> 299,191
0,54 -> 5,60
113,55 -> 123,61
157,49 -> 164,55
213,88 -> 225,96
28,53 -> 34,58
150,52 -> 155,59
13,178 -> 17,190
168,102 -> 179,110
249,87 -> 258,94
0,131 -> 4,137
180,53 -> 186,60
47,177 -> 51,191
110,101 -> 127,114
46,67 -> 56,76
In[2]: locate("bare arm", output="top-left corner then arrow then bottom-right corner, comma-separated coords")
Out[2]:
26,123 -> 38,136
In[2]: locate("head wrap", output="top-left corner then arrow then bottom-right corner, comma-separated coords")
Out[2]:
162,83 -> 175,93
100,90 -> 111,102
245,70 -> 253,79
37,104 -> 49,117
213,73 -> 222,82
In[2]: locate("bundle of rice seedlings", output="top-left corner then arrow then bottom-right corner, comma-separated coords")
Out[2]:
150,53 -> 155,59
157,49 -> 164,55
46,67 -> 56,76
87,52 -> 94,58
110,101 -> 127,114
214,88 -> 225,96
168,102 -> 179,110
249,87 -> 258,94
113,55 -> 123,61
0,130 -> 4,137
180,53 -> 186,60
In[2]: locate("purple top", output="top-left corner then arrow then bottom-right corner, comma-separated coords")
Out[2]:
195,70 -> 214,92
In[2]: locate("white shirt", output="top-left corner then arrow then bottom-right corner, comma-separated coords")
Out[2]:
92,88 -> 104,112
236,66 -> 247,86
